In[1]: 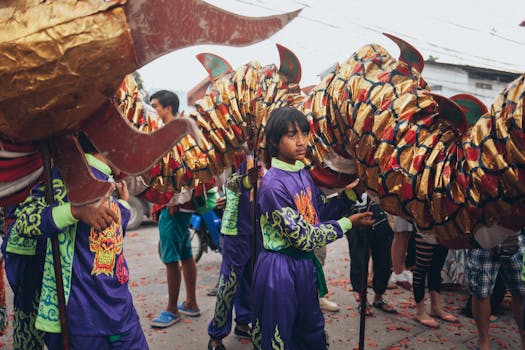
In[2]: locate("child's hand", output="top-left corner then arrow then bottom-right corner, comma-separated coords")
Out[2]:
216,197 -> 226,210
151,211 -> 160,224
71,201 -> 119,232
115,181 -> 129,202
246,165 -> 261,187
349,211 -> 374,228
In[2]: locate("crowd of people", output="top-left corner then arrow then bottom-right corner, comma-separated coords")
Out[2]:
0,90 -> 524,350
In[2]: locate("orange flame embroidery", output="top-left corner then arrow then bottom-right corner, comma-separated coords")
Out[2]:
294,187 -> 318,225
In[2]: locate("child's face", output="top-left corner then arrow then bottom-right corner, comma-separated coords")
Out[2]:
277,122 -> 308,164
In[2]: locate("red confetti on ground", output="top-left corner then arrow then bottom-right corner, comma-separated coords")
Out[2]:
495,339 -> 509,348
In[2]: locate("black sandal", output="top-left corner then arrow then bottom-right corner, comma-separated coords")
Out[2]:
372,300 -> 397,314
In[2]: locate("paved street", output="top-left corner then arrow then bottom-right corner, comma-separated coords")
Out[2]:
0,223 -> 521,349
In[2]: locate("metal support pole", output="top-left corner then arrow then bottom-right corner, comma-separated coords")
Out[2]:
358,203 -> 371,350
250,154 -> 259,270
41,141 -> 70,350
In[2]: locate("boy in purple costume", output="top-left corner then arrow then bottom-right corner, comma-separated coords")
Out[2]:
251,107 -> 373,350
10,133 -> 148,350
207,157 -> 260,350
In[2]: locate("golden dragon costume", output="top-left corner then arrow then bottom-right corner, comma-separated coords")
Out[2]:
134,33 -> 525,249
0,0 -> 299,206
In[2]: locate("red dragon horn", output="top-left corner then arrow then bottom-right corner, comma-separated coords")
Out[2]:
187,78 -> 212,106
427,93 -> 468,133
450,94 -> 488,126
81,101 -> 198,176
125,0 -> 301,66
277,43 -> 302,83
383,33 -> 425,73
196,53 -> 234,81
52,135 -> 114,206
301,85 -> 315,94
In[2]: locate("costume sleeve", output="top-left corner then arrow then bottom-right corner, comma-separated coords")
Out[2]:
259,184 -> 352,252
13,175 -> 76,239
225,172 -> 252,194
313,185 -> 356,222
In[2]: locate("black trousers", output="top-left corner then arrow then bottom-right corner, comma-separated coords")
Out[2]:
346,204 -> 393,295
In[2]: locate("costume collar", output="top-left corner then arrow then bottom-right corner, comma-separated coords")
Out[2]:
85,153 -> 112,176
271,158 -> 304,172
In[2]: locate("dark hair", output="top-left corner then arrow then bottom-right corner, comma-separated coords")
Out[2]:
149,90 -> 180,114
77,131 -> 98,154
264,107 -> 309,165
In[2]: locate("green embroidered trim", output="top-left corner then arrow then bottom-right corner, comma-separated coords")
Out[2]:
251,318 -> 262,350
7,179 -> 67,255
5,231 -> 38,256
260,214 -> 288,251
221,188 -> 240,235
337,218 -> 352,232
344,189 -> 357,202
225,173 -> 244,194
13,289 -> 45,350
35,226 -> 76,333
212,266 -> 238,328
85,153 -> 111,176
263,208 -> 339,251
117,199 -> 130,210
271,158 -> 304,172
51,203 -> 77,229
0,306 -> 7,334
242,175 -> 253,189
32,179 -> 75,333
271,325 -> 285,350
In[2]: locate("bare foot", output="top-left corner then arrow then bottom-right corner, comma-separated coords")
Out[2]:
415,313 -> 439,328
430,310 -> 458,323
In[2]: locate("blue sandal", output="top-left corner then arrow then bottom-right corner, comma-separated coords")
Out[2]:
178,301 -> 201,317
151,311 -> 181,328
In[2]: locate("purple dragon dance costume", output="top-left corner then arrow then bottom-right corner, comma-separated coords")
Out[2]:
252,158 -> 355,350
208,160 -> 260,340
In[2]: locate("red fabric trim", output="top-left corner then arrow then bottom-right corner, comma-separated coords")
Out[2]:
0,140 -> 38,153
0,185 -> 33,206
0,153 -> 42,182
194,178 -> 216,197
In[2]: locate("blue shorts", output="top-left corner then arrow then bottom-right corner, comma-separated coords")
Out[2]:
158,209 -> 193,264
466,236 -> 525,299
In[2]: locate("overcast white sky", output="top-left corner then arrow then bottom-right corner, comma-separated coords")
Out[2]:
138,0 -> 525,96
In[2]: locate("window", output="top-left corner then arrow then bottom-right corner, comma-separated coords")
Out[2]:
475,82 -> 492,90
